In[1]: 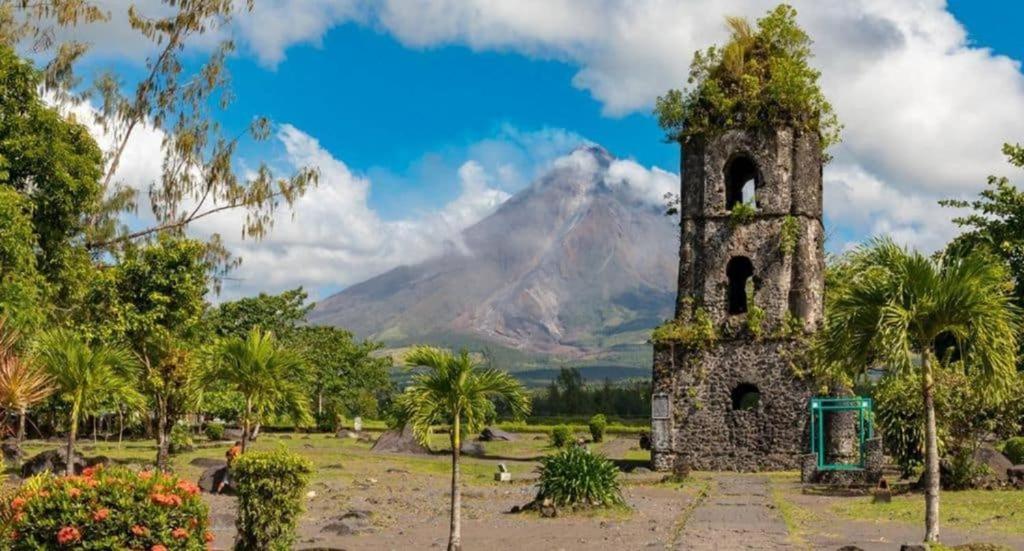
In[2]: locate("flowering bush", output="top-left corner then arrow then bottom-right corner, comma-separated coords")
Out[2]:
1,465 -> 212,550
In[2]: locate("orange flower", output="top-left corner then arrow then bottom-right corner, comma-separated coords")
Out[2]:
189,517 -> 199,528
67,487 -> 81,499
56,526 -> 81,545
10,497 -> 26,511
138,470 -> 153,480
176,480 -> 200,496
131,524 -> 149,537
13,512 -> 24,523
204,531 -> 215,543
172,527 -> 189,540
92,508 -> 110,522
151,545 -> 168,551
150,492 -> 183,507
81,465 -> 98,477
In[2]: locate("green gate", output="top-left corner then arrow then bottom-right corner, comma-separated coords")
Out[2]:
809,397 -> 873,471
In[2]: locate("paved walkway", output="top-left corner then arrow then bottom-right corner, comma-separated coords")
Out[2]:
676,475 -> 794,550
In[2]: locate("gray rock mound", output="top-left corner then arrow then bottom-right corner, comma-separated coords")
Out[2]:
479,427 -> 516,441
370,425 -> 430,455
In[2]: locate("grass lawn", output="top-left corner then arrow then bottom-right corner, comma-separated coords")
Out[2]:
831,489 -> 1024,536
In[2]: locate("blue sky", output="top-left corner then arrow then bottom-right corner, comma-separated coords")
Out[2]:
60,1 -> 1024,299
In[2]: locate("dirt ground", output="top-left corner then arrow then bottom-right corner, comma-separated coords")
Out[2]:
8,433 -> 1024,550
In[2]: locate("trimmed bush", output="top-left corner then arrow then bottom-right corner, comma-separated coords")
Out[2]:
550,425 -> 573,448
232,450 -> 313,550
588,414 -> 607,443
537,445 -> 624,508
204,422 -> 226,441
169,422 -> 194,454
1004,437 -> 1024,465
1,465 -> 210,549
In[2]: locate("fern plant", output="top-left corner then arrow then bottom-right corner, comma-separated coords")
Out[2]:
536,446 -> 624,508
728,201 -> 756,228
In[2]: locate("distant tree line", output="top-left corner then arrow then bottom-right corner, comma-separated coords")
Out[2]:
529,367 -> 651,418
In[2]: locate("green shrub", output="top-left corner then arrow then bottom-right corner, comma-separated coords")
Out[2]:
550,425 -> 573,448
204,421 -> 226,441
1004,437 -> 1024,465
2,465 -> 210,549
232,450 -> 313,551
169,422 -> 194,454
651,308 -> 716,348
537,445 -> 624,508
588,414 -> 607,443
943,452 -> 991,490
728,201 -> 756,228
746,305 -> 765,338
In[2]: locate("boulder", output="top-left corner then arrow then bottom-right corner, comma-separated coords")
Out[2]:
197,465 -> 235,495
974,444 -> 1013,481
479,427 -> 516,442
2,440 -> 22,464
21,448 -> 85,478
321,510 -> 373,536
370,425 -> 431,455
223,428 -> 244,441
460,441 -> 485,457
1008,465 -> 1024,488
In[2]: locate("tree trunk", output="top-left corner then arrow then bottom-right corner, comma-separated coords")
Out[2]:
448,415 -> 462,551
66,402 -> 80,476
921,350 -> 940,543
118,408 -> 124,449
93,416 -> 98,444
156,398 -> 170,471
241,398 -> 252,452
17,407 -> 26,444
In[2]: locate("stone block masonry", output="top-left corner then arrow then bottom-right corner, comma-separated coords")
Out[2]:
652,126 -> 823,472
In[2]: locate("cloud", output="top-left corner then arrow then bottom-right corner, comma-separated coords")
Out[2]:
604,158 -> 677,207
193,124 -> 537,300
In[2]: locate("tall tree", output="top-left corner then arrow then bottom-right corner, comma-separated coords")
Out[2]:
82,235 -> 211,469
289,326 -> 391,428
396,347 -> 530,551
817,238 -> 1020,542
207,287 -> 312,339
204,328 -> 312,451
1,1 -> 318,258
0,188 -> 46,333
34,330 -> 142,474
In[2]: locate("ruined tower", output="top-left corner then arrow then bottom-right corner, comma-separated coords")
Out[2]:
651,126 -> 825,472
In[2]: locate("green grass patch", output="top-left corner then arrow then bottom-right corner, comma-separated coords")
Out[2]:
831,489 -> 1024,536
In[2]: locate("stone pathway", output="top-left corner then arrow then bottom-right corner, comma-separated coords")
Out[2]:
676,475 -> 794,550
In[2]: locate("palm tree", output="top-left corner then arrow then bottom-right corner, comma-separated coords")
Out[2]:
396,346 -> 530,551
204,328 -> 312,452
0,317 -> 53,460
34,330 -> 143,475
818,238 -> 1020,543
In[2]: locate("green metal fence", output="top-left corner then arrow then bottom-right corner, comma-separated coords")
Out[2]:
809,396 -> 873,471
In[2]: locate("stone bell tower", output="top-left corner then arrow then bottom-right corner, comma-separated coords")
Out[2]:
651,126 -> 825,472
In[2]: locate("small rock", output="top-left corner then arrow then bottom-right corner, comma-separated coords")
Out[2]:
306,490 -> 317,498
899,545 -> 929,551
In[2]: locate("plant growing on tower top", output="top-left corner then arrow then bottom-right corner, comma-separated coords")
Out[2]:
654,4 -> 841,159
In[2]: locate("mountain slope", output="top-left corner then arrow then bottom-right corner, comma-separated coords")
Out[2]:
308,146 -> 679,365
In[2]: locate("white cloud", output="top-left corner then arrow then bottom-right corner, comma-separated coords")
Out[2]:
604,158 -> 677,206
194,124 -> 523,299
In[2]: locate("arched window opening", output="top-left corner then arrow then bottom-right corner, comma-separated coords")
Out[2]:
726,256 -> 755,314
725,155 -> 759,210
731,383 -> 761,411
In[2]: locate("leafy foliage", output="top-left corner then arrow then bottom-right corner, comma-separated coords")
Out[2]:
873,367 -> 1023,477
2,465 -> 210,550
204,422 -> 226,442
817,238 -> 1021,540
779,215 -> 800,255
746,305 -> 766,339
1003,437 -> 1024,465
550,425 -> 573,448
203,329 -> 312,450
654,4 -> 840,157
536,446 -> 624,508
588,414 -> 607,443
168,422 -> 193,454
728,201 -> 757,227
651,308 -> 716,348
532,369 -> 651,418
231,450 -> 313,551
0,317 -> 53,444
0,188 -> 45,333
33,330 -> 142,474
206,288 -> 312,340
